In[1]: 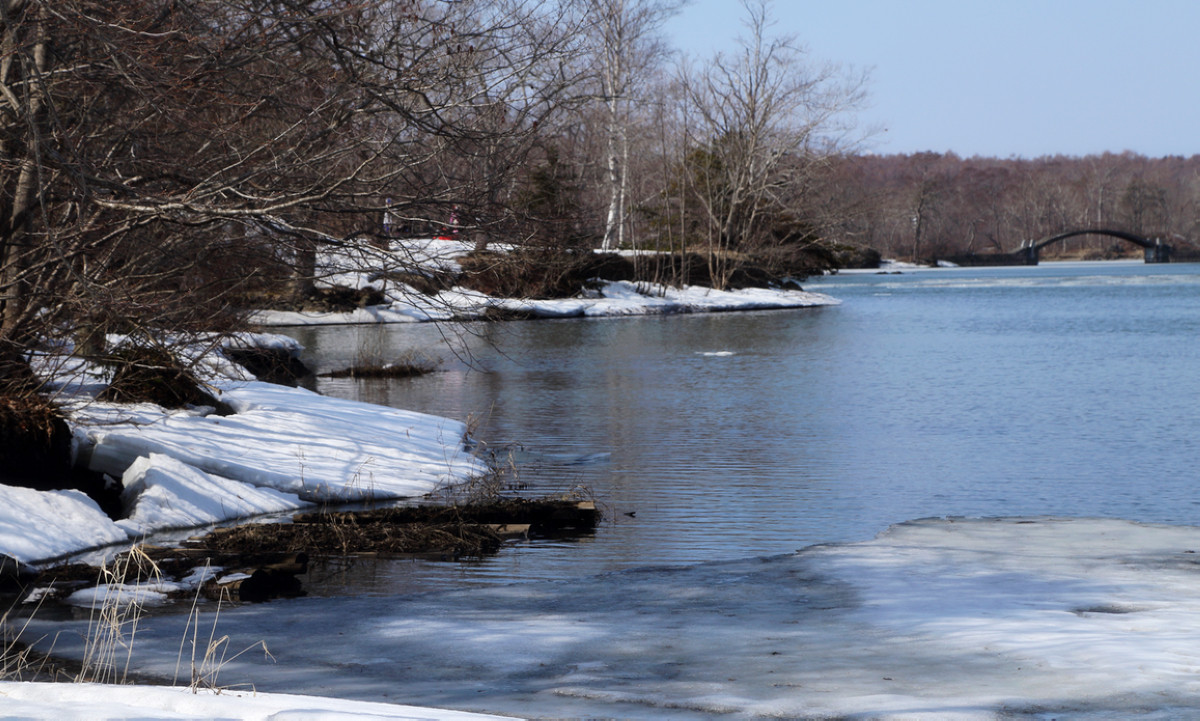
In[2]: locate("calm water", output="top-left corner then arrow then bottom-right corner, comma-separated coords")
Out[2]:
282,260 -> 1200,591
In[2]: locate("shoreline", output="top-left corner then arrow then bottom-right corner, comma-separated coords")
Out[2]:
250,278 -> 840,328
0,242 -> 844,720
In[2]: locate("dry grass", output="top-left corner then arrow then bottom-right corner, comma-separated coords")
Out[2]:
200,519 -> 505,558
76,546 -> 161,684
175,561 -> 272,693
0,599 -> 58,681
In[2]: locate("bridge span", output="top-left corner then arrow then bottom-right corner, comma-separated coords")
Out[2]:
1015,229 -> 1171,265
939,229 -> 1173,266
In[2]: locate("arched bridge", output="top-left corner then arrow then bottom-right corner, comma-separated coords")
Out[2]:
1015,228 -> 1171,264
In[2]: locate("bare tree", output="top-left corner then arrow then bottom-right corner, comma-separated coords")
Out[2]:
672,0 -> 866,286
0,0 -> 585,382
574,0 -> 680,252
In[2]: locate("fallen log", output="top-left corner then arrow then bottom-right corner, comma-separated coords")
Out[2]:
295,498 -> 600,536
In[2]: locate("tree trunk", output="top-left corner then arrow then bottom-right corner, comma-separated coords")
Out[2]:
0,3 -> 47,338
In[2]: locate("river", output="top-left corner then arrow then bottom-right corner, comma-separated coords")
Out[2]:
278,260 -> 1200,592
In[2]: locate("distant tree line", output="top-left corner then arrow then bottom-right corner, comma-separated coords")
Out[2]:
809,151 -> 1200,264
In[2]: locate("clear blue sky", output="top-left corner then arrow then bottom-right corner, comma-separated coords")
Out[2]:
664,0 -> 1200,158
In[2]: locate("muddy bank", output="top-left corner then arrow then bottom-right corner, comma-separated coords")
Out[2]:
18,499 -> 600,606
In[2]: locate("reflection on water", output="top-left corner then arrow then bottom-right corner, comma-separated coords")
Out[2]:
277,261 -> 1200,591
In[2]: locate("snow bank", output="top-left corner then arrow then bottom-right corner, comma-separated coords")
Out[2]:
0,450 -> 307,564
0,486 -> 127,563
74,380 -> 486,504
0,681 -> 512,720
0,336 -> 489,564
117,454 -> 303,538
320,238 -> 484,283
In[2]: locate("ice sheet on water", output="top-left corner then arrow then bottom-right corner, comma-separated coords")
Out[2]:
24,516 -> 1200,719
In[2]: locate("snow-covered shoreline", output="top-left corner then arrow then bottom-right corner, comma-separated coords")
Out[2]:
2,376 -> 488,568
2,337 -> 507,720
250,239 -> 840,326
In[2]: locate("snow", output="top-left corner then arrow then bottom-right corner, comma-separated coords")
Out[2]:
323,237 -> 485,281
2,344 -> 487,565
73,380 -> 487,505
116,454 -> 303,538
63,577 -> 195,608
0,485 -> 128,563
221,331 -> 306,355
0,682 -> 512,720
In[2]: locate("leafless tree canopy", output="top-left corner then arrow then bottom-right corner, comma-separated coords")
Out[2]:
0,0 -> 586,365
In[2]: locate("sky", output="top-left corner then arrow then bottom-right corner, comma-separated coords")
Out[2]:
664,0 -> 1200,159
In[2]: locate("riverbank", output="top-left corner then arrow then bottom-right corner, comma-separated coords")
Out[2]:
249,239 -> 840,326
0,337 -> 514,718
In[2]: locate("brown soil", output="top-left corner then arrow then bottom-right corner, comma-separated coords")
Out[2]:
96,345 -> 231,413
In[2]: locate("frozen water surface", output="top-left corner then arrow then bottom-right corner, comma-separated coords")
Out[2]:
26,517 -> 1200,719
